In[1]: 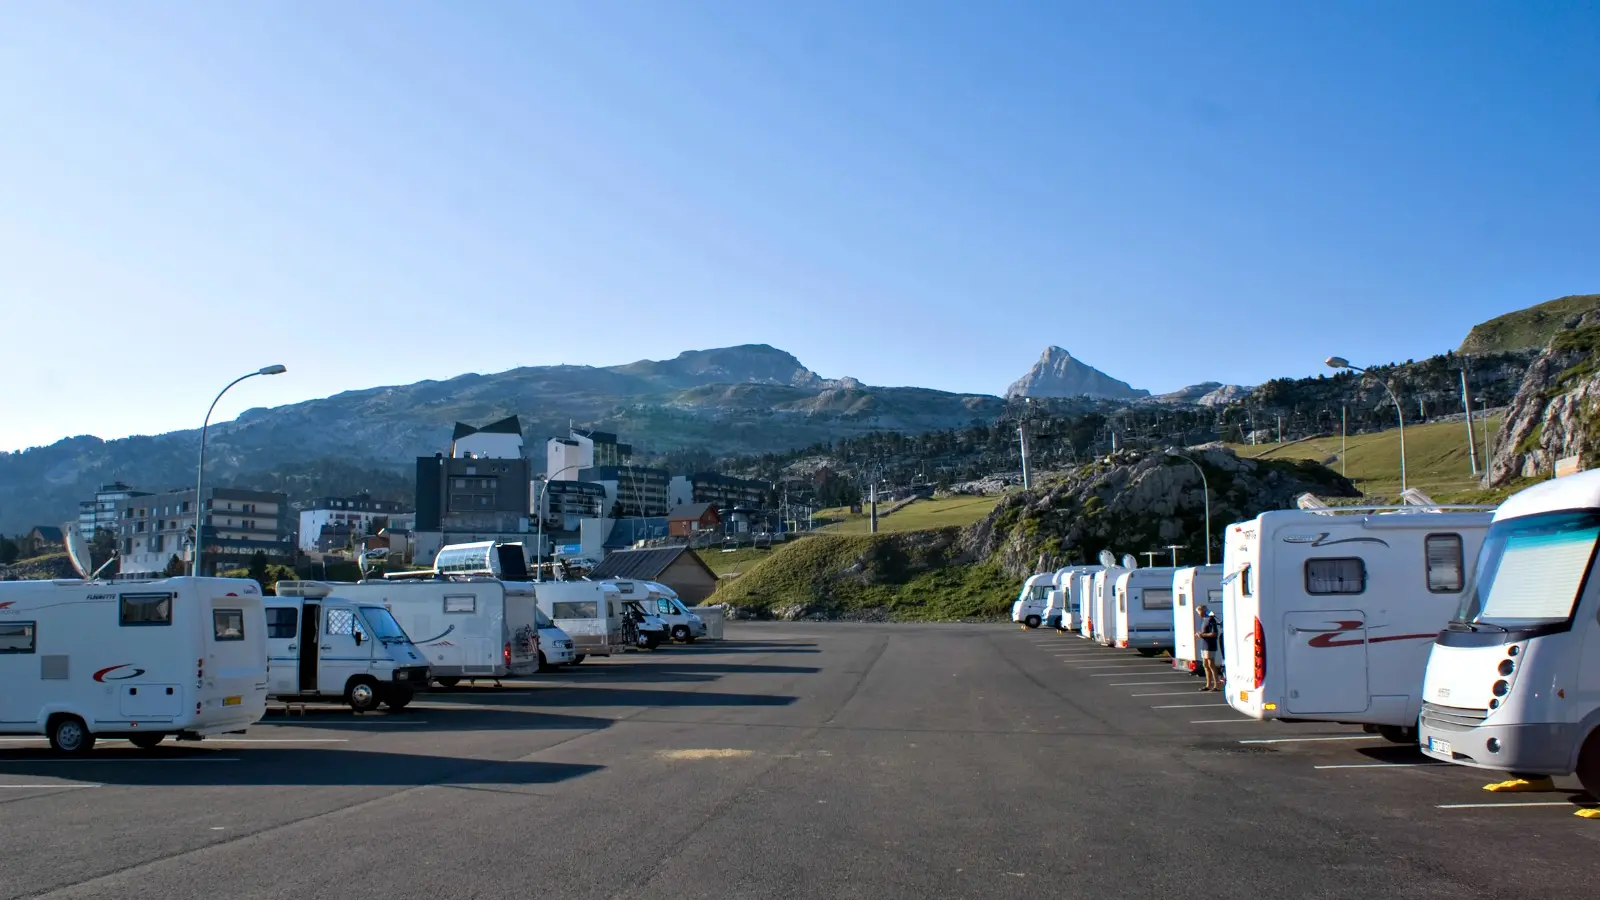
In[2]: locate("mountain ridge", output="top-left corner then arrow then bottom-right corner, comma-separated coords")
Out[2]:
1006,347 -> 1149,400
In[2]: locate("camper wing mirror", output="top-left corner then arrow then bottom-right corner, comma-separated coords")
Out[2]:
353,629 -> 365,647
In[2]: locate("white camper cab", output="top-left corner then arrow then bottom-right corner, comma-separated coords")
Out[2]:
289,579 -> 542,687
1113,567 -> 1179,654
264,584 -> 431,712
620,598 -> 669,650
1171,565 -> 1224,672
1011,574 -> 1054,628
0,577 -> 269,754
534,581 -> 626,662
1222,501 -> 1491,742
1419,471 -> 1600,794
634,580 -> 708,642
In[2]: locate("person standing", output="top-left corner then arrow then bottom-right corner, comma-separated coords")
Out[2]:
1196,605 -> 1222,692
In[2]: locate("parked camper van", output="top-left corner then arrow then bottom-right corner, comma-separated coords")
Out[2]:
296,578 -> 541,687
0,577 -> 269,753
1089,562 -> 1131,645
1011,573 -> 1055,629
1419,471 -> 1600,794
534,581 -> 626,662
1074,571 -> 1099,639
1048,566 -> 1101,633
1171,565 -> 1224,673
637,581 -> 707,642
266,583 -> 431,711
1113,567 -> 1179,654
535,606 -> 577,667
1223,500 -> 1491,742
621,598 -> 668,649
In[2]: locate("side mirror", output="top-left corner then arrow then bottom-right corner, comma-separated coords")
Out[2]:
353,631 -> 364,647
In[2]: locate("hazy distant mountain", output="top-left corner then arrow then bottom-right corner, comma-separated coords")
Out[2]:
1006,347 -> 1149,400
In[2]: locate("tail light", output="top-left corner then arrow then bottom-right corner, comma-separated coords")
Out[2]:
1253,616 -> 1266,689
503,643 -> 511,667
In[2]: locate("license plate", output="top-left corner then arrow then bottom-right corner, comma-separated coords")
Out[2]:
1429,737 -> 1452,756
223,696 -> 242,706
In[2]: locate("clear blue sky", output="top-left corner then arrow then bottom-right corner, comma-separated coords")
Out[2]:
2,2 -> 1597,452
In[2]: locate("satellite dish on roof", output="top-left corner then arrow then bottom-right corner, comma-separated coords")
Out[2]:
1098,550 -> 1116,568
1401,487 -> 1440,509
1121,554 -> 1139,570
65,526 -> 93,579
1296,493 -> 1331,511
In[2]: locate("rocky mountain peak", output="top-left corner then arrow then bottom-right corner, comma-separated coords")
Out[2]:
1006,346 -> 1149,400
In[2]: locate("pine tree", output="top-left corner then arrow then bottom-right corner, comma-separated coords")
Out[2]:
163,554 -> 186,577
246,550 -> 270,589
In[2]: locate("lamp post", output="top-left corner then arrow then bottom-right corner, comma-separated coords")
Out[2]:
1326,356 -> 1406,493
1164,449 -> 1212,565
191,366 -> 286,577
534,465 -> 583,582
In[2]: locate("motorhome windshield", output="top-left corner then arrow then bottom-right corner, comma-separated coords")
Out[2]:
1454,510 -> 1600,627
360,607 -> 411,643
1029,584 -> 1051,602
534,607 -> 555,628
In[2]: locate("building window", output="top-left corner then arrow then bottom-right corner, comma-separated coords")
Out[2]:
0,621 -> 36,654
1425,534 -> 1465,593
1306,558 -> 1366,595
121,592 -> 174,626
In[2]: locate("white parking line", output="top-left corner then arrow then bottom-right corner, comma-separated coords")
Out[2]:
1152,703 -> 1227,709
1437,801 -> 1591,809
0,783 -> 101,788
200,739 -> 349,744
1108,680 -> 1192,686
429,692 -> 536,697
1132,691 -> 1216,697
1191,718 -> 1252,724
1093,672 -> 1186,678
1072,664 -> 1168,670
1314,763 -> 1448,769
267,720 -> 428,726
1238,736 -> 1373,745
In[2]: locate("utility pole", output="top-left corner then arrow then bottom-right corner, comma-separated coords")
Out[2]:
1478,398 -> 1491,475
1276,415 -> 1283,444
1461,369 -> 1479,476
1248,406 -> 1256,445
1140,551 -> 1160,568
1164,544 -> 1183,566
869,480 -> 879,534
1340,406 -> 1348,477
1017,398 -> 1034,490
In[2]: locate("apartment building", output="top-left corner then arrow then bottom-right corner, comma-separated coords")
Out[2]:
115,487 -> 292,578
546,428 -> 632,481
412,452 -> 532,566
535,479 -> 608,533
579,465 -> 671,518
668,472 -> 768,512
450,415 -> 525,460
297,494 -> 411,552
77,481 -> 149,538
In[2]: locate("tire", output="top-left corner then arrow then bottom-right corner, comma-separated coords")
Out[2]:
1024,615 -> 1042,629
346,679 -> 381,713
1576,729 -> 1600,799
128,733 -> 165,750
385,688 -> 413,712
1136,648 -> 1160,658
570,654 -> 586,665
671,625 -> 691,643
1378,725 -> 1419,745
645,633 -> 664,650
537,652 -> 551,673
435,677 -> 461,689
48,715 -> 95,755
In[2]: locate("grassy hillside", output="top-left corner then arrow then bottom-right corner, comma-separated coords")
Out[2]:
1460,293 -> 1600,355
817,495 -> 1003,534
1224,415 -> 1501,500
707,531 -> 1017,620
696,546 -> 775,578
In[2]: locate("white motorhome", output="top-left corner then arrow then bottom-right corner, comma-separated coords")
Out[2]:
1223,499 -> 1491,742
632,580 -> 707,642
1011,573 -> 1055,629
1089,563 -> 1131,645
266,584 -> 431,712
295,578 -> 542,687
0,577 -> 269,753
1050,566 -> 1102,633
1074,571 -> 1099,639
1171,565 -> 1224,673
620,597 -> 669,650
1418,471 -> 1600,795
534,581 -> 626,662
1113,567 -> 1179,654
534,606 -> 577,667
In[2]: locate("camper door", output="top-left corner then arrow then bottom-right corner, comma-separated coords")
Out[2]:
319,604 -> 371,696
265,602 -> 317,694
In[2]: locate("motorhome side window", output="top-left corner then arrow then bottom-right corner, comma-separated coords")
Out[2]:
213,609 -> 245,641
1207,589 -> 1222,605
552,601 -> 598,619
1142,589 -> 1173,610
657,599 -> 675,616
1176,591 -> 1188,608
120,592 -> 173,626
444,595 -> 476,614
1116,591 -> 1126,612
1305,558 -> 1366,595
0,621 -> 36,653
326,608 -> 355,636
266,608 -> 297,639
1241,565 -> 1252,596
1425,534 -> 1465,593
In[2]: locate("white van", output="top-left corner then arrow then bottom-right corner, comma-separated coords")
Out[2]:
1171,565 -> 1224,673
620,598 -> 669,649
265,584 -> 431,712
535,605 -> 577,667
1113,567 -> 1179,654
293,578 -> 541,687
1011,573 -> 1055,629
1223,502 -> 1491,742
0,577 -> 269,753
1419,470 -> 1600,794
636,581 -> 707,642
534,581 -> 626,662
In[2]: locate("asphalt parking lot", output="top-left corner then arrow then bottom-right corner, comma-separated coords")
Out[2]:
2,623 -> 1597,899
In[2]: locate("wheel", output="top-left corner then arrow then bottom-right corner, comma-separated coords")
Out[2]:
1378,725 -> 1418,745
435,677 -> 461,689
671,625 -> 691,643
128,733 -> 165,750
384,688 -> 413,712
1024,615 -> 1042,629
537,651 -> 551,673
1575,730 -> 1600,799
347,679 -> 381,713
1136,648 -> 1160,657
570,654 -> 586,665
645,633 -> 664,650
48,715 -> 95,755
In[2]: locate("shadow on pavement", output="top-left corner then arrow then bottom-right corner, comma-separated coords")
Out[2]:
518,686 -> 798,709
257,707 -> 617,733
0,748 -> 603,787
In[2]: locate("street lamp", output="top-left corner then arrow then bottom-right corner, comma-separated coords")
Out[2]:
1164,449 -> 1212,565
534,465 -> 584,582
1326,356 -> 1406,493
192,365 -> 286,576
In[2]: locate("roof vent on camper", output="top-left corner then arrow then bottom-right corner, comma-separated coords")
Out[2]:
1401,487 -> 1441,509
275,581 -> 333,598
1098,550 -> 1117,568
1296,493 -> 1336,514
1121,554 -> 1139,570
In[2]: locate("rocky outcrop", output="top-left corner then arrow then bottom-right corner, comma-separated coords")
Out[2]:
1197,384 -> 1251,407
964,447 -> 1359,579
1489,321 -> 1600,485
1007,347 -> 1149,400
